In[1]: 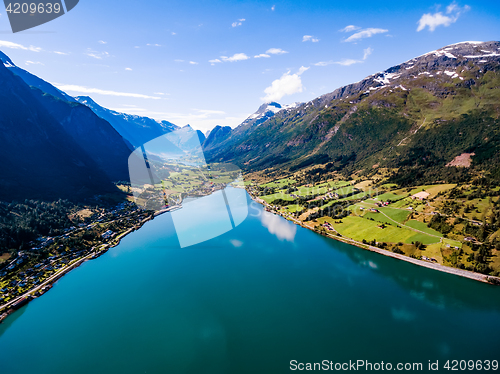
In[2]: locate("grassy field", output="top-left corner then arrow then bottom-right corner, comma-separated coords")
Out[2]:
389,197 -> 415,208
407,184 -> 457,197
260,178 -> 296,188
405,220 -> 442,237
443,238 -> 463,248
296,186 -> 328,196
374,192 -> 408,202
284,204 -> 304,213
378,207 -> 411,223
363,212 -> 400,226
319,216 -> 440,245
261,192 -> 295,204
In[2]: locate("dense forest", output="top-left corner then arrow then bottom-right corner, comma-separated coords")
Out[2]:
0,200 -> 77,254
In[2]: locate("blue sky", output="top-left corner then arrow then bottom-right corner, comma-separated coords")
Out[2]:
0,0 -> 499,132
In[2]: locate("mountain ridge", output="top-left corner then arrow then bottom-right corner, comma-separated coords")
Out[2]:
204,41 -> 500,185
75,96 -> 179,148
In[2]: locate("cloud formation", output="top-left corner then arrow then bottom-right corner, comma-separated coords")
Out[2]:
261,66 -> 309,102
303,35 -> 320,42
266,48 -> 288,55
232,18 -> 246,27
344,28 -> 388,42
55,84 -> 161,100
340,25 -> 361,33
220,53 -> 250,62
363,47 -> 373,60
417,2 -> 470,32
85,49 -> 110,59
254,53 -> 271,58
0,40 -> 41,52
314,59 -> 362,67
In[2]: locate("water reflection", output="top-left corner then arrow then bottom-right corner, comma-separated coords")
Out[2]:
315,234 -> 500,312
260,211 -> 297,242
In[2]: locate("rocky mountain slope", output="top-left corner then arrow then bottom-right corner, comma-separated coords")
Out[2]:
205,41 -> 500,185
0,51 -> 75,103
31,90 -> 133,182
202,101 -> 300,152
75,96 -> 178,148
0,60 -> 115,201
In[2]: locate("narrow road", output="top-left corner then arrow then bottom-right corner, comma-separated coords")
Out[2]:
376,210 -> 443,240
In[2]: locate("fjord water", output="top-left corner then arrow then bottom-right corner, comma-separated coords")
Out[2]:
1,190 -> 500,374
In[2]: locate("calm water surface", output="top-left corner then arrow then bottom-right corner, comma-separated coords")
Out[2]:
1,190 -> 499,373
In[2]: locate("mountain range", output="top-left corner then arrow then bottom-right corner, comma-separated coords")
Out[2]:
0,52 -> 172,201
74,96 -> 178,148
0,58 -> 116,201
204,41 -> 500,185
1,41 -> 499,201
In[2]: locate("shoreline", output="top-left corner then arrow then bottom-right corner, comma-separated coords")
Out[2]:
251,195 -> 500,286
2,189 -> 498,323
0,205 -> 180,323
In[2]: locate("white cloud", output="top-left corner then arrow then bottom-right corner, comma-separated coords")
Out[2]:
344,28 -> 388,42
189,61 -> 198,65
254,53 -> 271,58
125,67 -> 132,71
25,61 -> 44,66
261,66 -> 308,102
54,51 -> 69,55
55,84 -> 161,100
147,43 -> 162,47
220,53 -> 250,62
336,59 -> 362,66
209,58 -> 222,65
340,25 -> 361,33
230,239 -> 243,248
363,47 -> 373,60
314,61 -> 332,67
260,211 -> 297,241
314,59 -> 362,67
303,35 -> 320,42
153,92 -> 169,96
232,18 -> 246,27
0,40 -> 41,52
98,40 -> 107,44
271,5 -> 275,11
85,49 -> 110,59
171,32 -> 176,35
297,66 -> 309,75
417,2 -> 470,32
266,48 -> 288,55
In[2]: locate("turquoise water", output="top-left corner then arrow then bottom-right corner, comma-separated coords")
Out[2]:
1,190 -> 499,373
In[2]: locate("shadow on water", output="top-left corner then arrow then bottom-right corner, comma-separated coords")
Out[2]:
0,305 -> 27,338
315,233 -> 500,312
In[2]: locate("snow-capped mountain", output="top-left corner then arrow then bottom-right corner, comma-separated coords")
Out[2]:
75,96 -> 179,148
204,41 -> 500,181
241,101 -> 301,128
